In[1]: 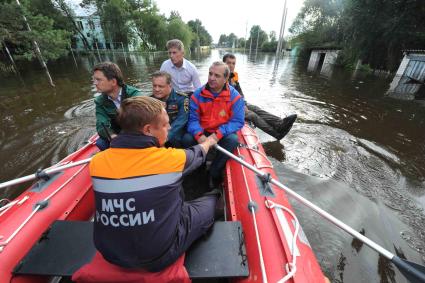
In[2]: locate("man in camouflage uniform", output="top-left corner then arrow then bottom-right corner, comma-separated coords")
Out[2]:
151,71 -> 190,148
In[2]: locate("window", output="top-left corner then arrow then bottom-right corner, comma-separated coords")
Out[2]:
77,21 -> 83,31
88,20 -> 95,30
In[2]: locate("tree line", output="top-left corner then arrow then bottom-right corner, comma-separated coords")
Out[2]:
289,0 -> 425,71
0,0 -> 213,69
218,26 -> 280,52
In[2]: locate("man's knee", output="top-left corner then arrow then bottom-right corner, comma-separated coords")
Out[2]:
219,133 -> 239,150
186,195 -> 217,228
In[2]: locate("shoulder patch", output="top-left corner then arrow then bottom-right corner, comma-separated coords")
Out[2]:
175,91 -> 188,97
183,97 -> 189,112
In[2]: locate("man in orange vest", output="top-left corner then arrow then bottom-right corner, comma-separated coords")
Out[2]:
90,96 -> 219,272
223,53 -> 297,140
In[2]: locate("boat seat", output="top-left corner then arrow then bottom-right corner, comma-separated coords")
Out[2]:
13,220 -> 249,279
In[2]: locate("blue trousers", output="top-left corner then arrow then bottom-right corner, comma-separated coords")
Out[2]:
146,195 -> 217,272
182,132 -> 239,179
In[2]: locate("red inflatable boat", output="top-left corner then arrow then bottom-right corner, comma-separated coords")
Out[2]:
0,136 -> 98,283
224,126 -> 325,283
0,127 -> 325,282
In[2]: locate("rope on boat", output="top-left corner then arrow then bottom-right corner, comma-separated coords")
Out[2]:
265,199 -> 300,283
239,127 -> 273,169
237,127 -> 299,282
0,163 -> 88,252
0,199 -> 17,217
237,147 -> 269,283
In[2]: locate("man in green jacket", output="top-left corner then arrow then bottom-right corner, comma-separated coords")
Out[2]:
93,62 -> 141,150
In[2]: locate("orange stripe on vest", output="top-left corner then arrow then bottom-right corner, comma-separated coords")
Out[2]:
90,147 -> 186,179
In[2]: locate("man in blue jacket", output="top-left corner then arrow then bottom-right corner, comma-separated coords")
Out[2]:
151,71 -> 189,148
184,61 -> 245,187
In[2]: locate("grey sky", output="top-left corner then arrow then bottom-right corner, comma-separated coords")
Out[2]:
154,0 -> 305,42
68,0 -> 305,43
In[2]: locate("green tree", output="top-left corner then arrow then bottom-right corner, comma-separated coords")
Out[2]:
218,34 -> 228,46
218,33 -> 239,47
269,31 -> 277,42
102,0 -> 134,47
52,0 -> 92,50
128,1 -> 168,50
167,17 -> 192,50
341,0 -> 425,70
248,25 -> 268,50
0,1 -> 70,62
288,0 -> 344,56
27,0 -> 73,31
289,0 -> 425,70
169,10 -> 181,21
228,33 -> 238,47
81,0 -> 139,48
237,37 -> 246,48
187,19 -> 212,48
261,41 -> 278,52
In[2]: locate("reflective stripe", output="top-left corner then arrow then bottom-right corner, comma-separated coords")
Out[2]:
92,172 -> 182,193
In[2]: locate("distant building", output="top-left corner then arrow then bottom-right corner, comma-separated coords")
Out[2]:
71,5 -> 142,51
73,15 -> 106,50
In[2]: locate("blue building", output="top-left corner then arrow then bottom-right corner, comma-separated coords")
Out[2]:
71,6 -> 142,51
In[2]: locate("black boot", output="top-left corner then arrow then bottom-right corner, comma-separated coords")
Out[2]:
276,114 -> 297,140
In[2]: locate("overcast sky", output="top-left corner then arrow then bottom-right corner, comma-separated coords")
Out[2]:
68,0 -> 305,43
154,0 -> 305,43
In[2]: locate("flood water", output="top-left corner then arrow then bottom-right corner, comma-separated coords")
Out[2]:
1,49 -> 424,282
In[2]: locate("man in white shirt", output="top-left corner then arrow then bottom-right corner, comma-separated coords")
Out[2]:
160,39 -> 201,94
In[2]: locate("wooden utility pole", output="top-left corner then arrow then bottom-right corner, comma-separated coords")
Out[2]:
281,7 -> 288,53
69,44 -> 78,68
276,0 -> 287,57
2,40 -> 26,86
16,0 -> 55,87
2,40 -> 19,74
121,42 -> 128,65
95,41 -> 101,61
196,22 -> 200,52
255,27 -> 260,51
244,22 -> 248,51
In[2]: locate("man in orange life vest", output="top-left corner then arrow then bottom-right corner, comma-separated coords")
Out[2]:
185,61 -> 245,187
223,53 -> 297,140
89,96 -> 220,272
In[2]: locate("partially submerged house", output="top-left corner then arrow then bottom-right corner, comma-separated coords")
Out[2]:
387,50 -> 425,100
71,5 -> 142,51
307,48 -> 341,77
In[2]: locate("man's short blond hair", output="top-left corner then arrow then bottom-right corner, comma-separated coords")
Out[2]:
118,96 -> 164,132
166,39 -> 184,51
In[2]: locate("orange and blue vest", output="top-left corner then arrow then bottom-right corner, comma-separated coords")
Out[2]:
89,133 -> 206,268
228,71 -> 244,97
188,83 -> 244,140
